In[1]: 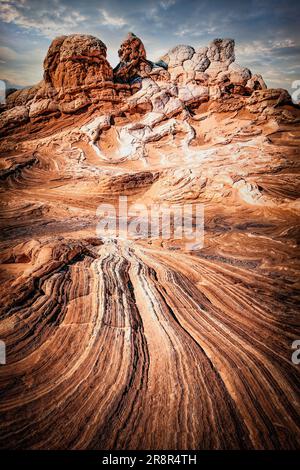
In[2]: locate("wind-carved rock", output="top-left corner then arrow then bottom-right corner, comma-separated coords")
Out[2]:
43,34 -> 114,113
3,34 -> 115,124
207,38 -> 235,65
114,32 -> 153,84
43,35 -> 113,84
1,33 -> 291,135
161,38 -> 255,93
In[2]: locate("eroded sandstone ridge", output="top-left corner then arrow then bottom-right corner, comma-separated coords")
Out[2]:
0,33 -> 300,450
1,33 -> 274,130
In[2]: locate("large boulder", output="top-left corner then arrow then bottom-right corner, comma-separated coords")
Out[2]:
183,47 -> 210,72
160,40 -> 236,85
207,38 -> 235,64
161,44 -> 196,83
43,34 -> 114,112
206,38 -> 235,77
5,34 -> 115,119
44,34 -> 113,90
246,74 -> 267,91
246,88 -> 292,114
166,45 -> 195,68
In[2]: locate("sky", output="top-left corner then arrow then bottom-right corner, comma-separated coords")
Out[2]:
0,0 -> 299,92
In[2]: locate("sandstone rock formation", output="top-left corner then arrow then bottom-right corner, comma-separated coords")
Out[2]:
43,34 -> 115,113
5,34 -> 115,121
1,35 -> 270,132
0,33 -> 299,451
114,32 -> 151,83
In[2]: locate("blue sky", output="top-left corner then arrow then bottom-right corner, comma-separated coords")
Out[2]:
0,0 -> 299,92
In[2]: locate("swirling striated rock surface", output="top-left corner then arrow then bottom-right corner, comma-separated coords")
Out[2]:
0,33 -> 300,450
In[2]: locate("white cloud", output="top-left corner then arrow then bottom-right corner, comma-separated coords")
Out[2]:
160,0 -> 176,10
271,39 -> 295,49
0,2 -> 21,23
237,38 -> 297,57
100,9 -> 126,28
0,45 -> 19,62
0,0 -> 87,36
0,43 -> 46,86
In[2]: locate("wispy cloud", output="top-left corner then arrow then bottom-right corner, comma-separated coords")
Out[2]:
0,45 -> 18,62
0,0 -> 87,36
100,9 -> 127,28
160,0 -> 176,10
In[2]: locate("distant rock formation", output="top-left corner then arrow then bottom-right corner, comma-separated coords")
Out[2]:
0,33 -> 291,135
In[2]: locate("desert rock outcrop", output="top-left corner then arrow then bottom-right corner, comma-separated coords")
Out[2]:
114,32 -> 152,83
0,32 -> 299,451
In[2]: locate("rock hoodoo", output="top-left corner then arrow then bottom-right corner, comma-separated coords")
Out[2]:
42,34 -> 114,113
5,34 -> 115,118
114,32 -> 151,83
